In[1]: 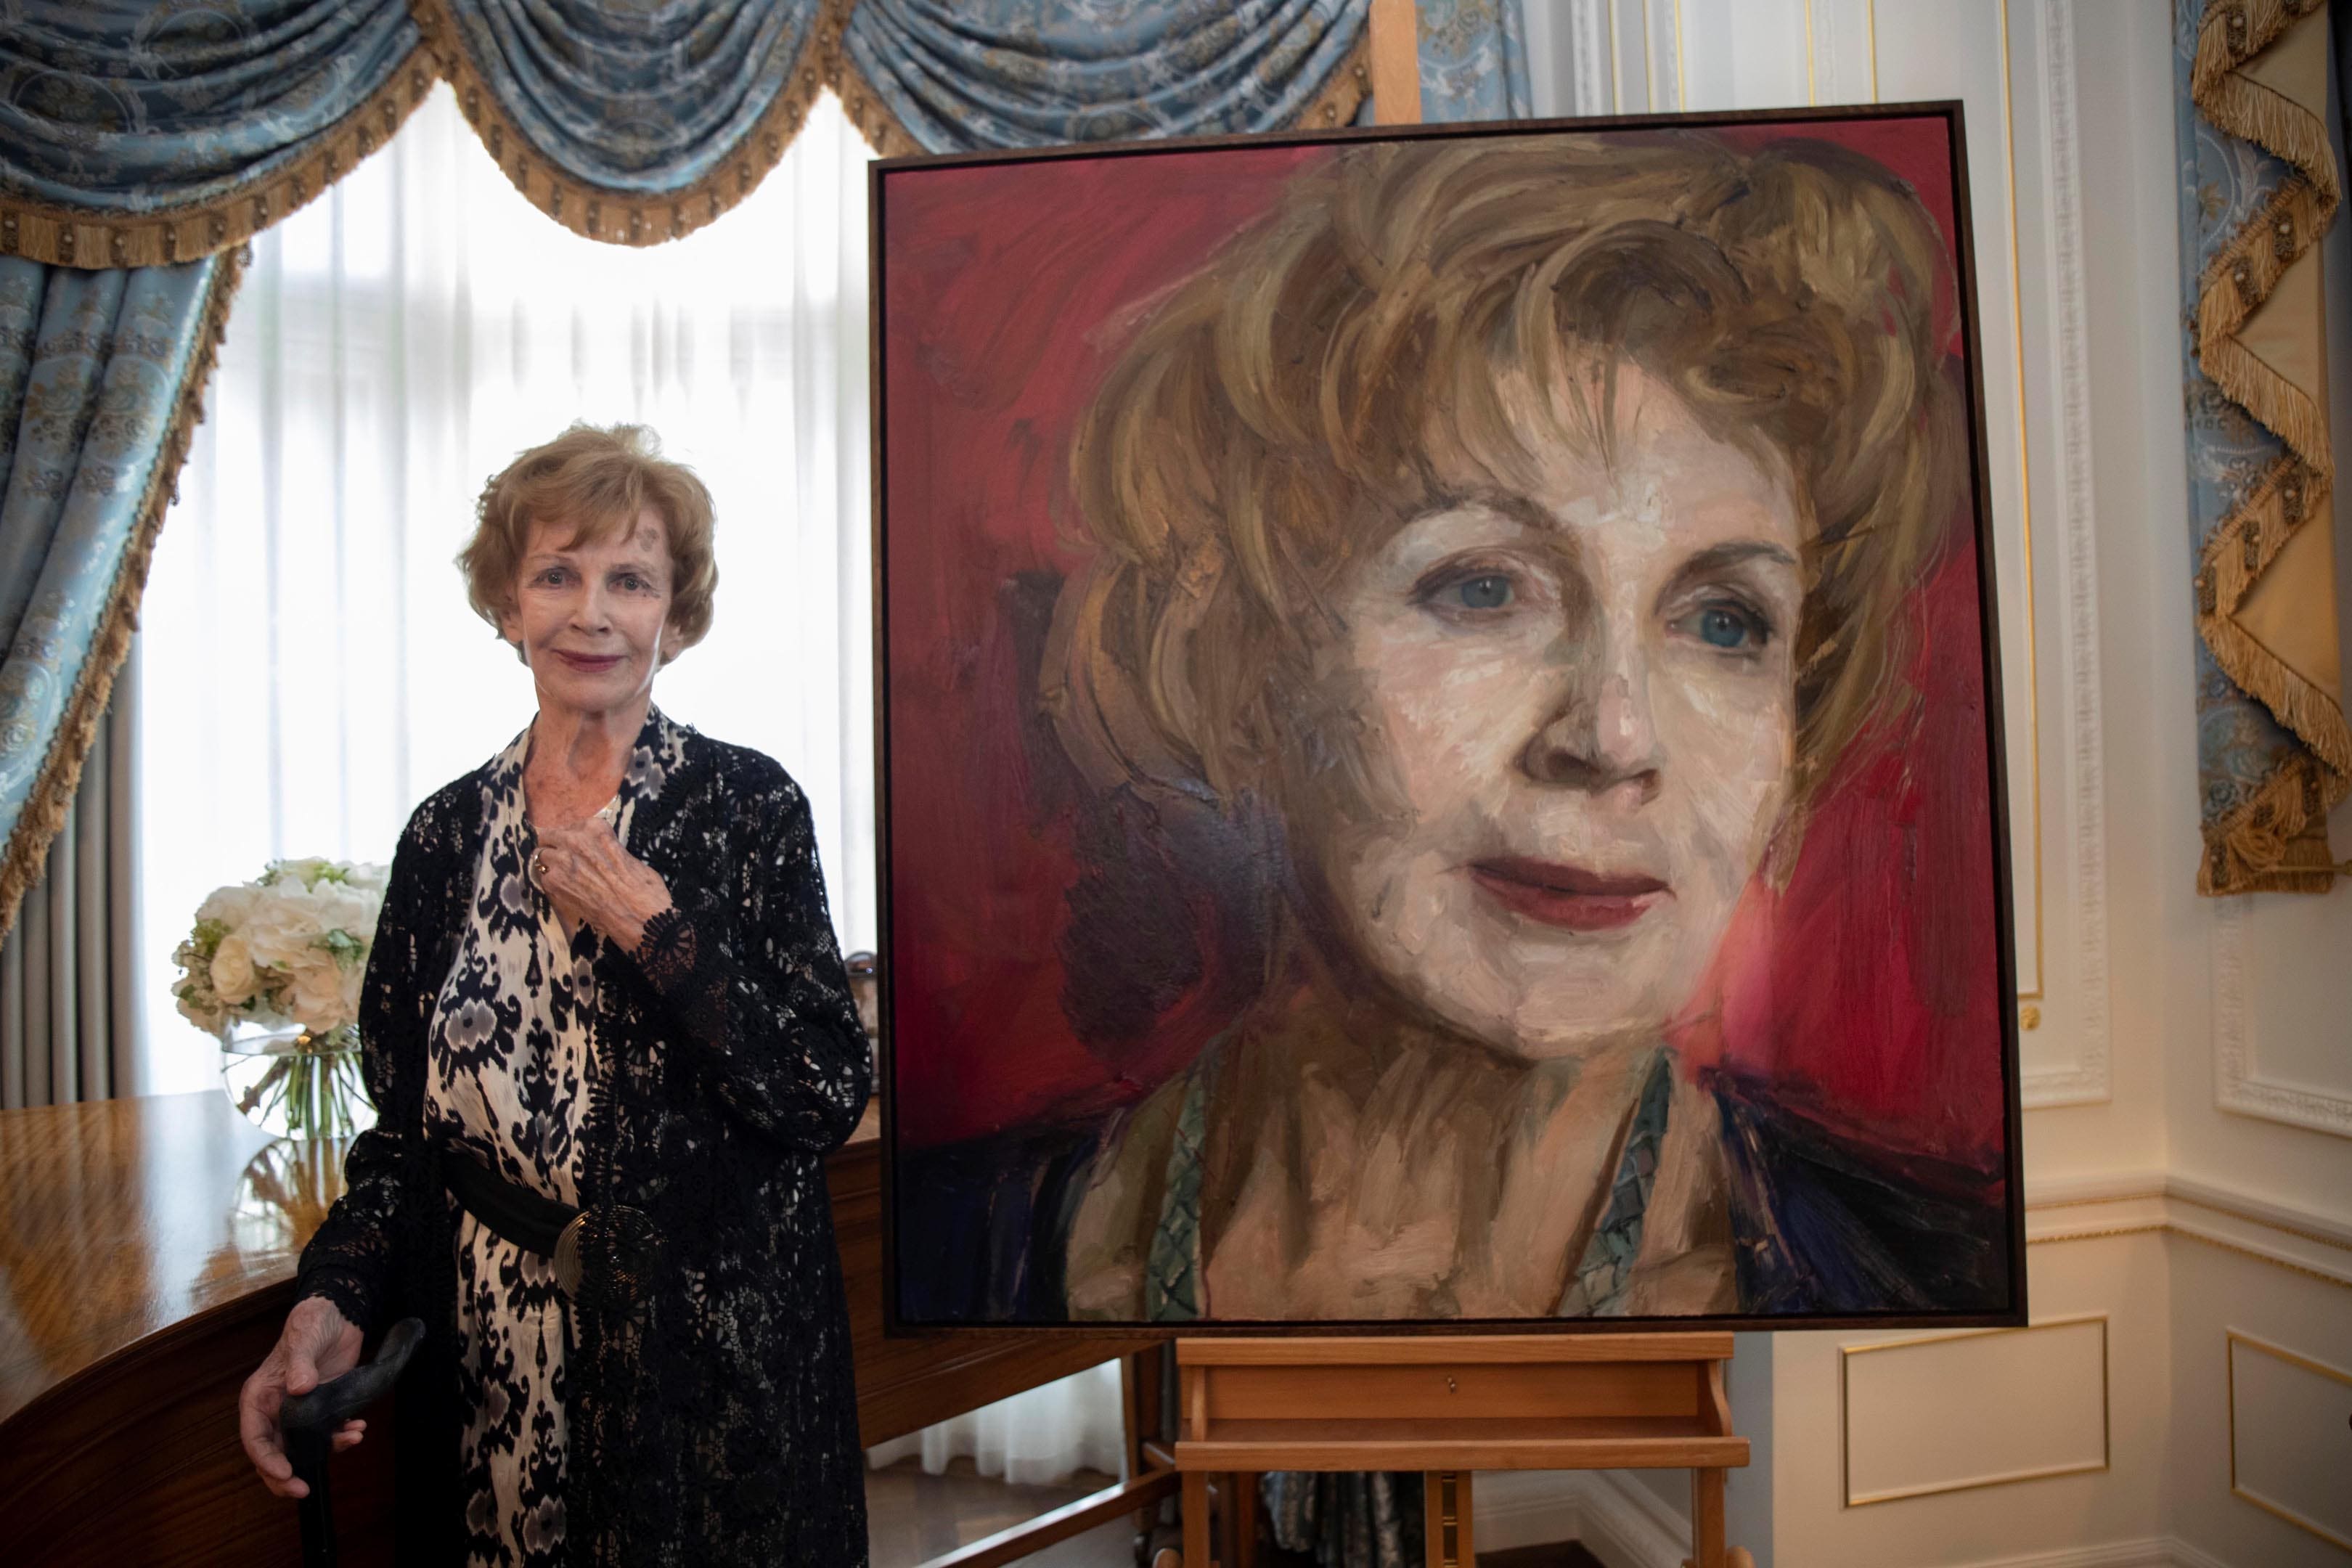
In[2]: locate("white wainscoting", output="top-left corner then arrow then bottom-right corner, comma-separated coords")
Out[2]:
1841,1317 -> 2110,1507
2213,895 -> 2352,1139
2226,1333 -> 2352,1553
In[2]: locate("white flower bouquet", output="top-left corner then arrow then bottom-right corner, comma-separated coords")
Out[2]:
173,858 -> 388,1138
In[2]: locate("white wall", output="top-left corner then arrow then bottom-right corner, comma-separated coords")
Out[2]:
1516,4 -> 2352,1565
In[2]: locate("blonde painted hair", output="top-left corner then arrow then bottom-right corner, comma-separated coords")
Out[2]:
460,422 -> 718,661
1047,131 -> 1966,828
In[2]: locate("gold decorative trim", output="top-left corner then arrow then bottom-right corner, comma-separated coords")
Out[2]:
2227,1330 -> 2352,1551
409,0 -> 838,248
2188,0 -> 2348,895
1998,0 -> 2048,1000
1839,1315 -> 2110,1508
2028,1215 -> 2352,1292
0,247 -> 245,942
828,48 -> 928,162
0,51 -> 436,271
2171,1189 -> 2352,1252
2026,1222 -> 2169,1243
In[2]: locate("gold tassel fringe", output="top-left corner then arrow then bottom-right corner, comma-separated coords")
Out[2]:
0,247 -> 247,944
0,53 -> 436,271
2189,0 -> 2345,894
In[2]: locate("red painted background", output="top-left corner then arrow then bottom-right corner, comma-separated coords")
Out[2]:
879,117 -> 2009,1167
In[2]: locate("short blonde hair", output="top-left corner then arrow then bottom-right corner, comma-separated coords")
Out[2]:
1049,131 -> 1964,825
460,423 -> 718,660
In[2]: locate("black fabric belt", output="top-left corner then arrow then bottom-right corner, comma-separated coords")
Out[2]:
442,1151 -> 661,1312
444,1151 -> 576,1258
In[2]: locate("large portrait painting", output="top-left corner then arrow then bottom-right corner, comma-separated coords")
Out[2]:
875,105 -> 2025,1331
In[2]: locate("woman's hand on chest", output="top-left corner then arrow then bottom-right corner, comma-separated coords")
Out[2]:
536,817 -> 675,954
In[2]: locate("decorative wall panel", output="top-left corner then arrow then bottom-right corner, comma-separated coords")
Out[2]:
1842,1317 -> 2109,1507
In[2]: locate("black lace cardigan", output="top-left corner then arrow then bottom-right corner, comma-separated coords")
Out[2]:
297,722 -> 873,1566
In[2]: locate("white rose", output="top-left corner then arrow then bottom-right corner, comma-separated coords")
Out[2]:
210,934 -> 258,1005
344,862 -> 390,891
340,959 -> 367,1021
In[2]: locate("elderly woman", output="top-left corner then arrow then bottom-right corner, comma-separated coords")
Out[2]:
237,425 -> 871,1564
905,130 -> 2010,1327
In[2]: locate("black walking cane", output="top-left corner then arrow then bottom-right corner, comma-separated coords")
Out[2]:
279,1317 -> 425,1568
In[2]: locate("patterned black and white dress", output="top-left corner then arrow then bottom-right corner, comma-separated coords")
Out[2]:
422,717 -> 684,1567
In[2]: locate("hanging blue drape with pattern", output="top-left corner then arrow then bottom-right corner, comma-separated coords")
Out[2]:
0,256 -> 237,939
410,0 -> 834,245
0,2 -> 441,940
0,0 -> 427,267
417,1 -> 1527,225
836,0 -> 1529,153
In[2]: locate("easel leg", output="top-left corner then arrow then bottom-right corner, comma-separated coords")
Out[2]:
1183,1469 -> 1211,1568
1689,1467 -> 1727,1568
1124,1347 -> 1167,1532
1229,1471 -> 1258,1568
1422,1470 -> 1472,1567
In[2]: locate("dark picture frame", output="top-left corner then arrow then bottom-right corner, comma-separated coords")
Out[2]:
870,100 -> 2026,1337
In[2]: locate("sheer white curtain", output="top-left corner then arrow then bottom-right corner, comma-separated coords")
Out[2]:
865,1358 -> 1128,1487
139,83 -> 875,1096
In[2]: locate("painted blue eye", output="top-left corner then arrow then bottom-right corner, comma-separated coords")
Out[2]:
1687,603 -> 1763,649
1453,574 -> 1514,611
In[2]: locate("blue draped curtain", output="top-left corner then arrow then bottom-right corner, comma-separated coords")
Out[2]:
836,0 -> 1528,154
0,0 -> 421,942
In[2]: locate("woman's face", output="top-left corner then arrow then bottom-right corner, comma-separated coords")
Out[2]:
500,507 -> 676,719
1297,362 -> 1803,1059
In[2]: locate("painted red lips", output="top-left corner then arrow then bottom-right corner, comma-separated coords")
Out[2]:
1468,857 -> 1670,931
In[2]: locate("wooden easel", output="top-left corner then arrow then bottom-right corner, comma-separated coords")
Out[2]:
1173,1335 -> 1754,1568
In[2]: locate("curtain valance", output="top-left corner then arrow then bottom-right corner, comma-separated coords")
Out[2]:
0,1 -> 430,269
414,0 -> 833,245
4,2 -> 1524,263
833,0 -> 1371,156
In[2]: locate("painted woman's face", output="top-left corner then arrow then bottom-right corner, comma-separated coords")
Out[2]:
1299,362 -> 1803,1059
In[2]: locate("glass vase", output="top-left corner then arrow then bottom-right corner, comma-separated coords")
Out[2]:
219,1020 -> 376,1140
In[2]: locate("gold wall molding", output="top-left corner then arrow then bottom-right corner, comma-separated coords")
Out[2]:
2023,1173 -> 2352,1291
